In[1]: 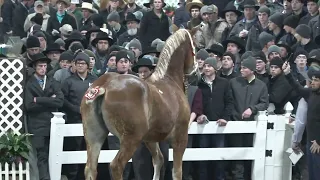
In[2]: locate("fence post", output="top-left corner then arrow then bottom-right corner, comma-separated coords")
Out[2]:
49,112 -> 65,180
252,111 -> 268,179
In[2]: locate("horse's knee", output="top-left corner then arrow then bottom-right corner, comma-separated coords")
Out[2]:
84,165 -> 97,180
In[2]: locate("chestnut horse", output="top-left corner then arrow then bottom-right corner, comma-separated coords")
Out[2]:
80,29 -> 199,180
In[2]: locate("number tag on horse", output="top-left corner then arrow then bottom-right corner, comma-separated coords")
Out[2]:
85,86 -> 100,100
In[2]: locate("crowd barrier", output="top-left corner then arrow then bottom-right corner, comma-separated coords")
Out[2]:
49,104 -> 294,180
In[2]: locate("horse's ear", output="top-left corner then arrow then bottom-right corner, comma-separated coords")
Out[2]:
171,24 -> 179,34
189,26 -> 199,37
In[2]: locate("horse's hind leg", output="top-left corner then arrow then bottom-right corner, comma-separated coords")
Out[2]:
110,136 -> 140,180
145,142 -> 164,180
83,109 -> 108,180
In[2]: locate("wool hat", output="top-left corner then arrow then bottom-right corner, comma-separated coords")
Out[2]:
196,49 -> 209,60
269,56 -> 284,68
283,15 -> 300,29
241,51 -> 254,61
258,5 -> 270,16
55,38 -> 65,48
59,50 -> 74,62
307,49 -> 320,66
295,24 -> 311,39
308,64 -> 320,79
269,12 -> 284,28
204,57 -> 218,70
259,31 -> 275,48
74,51 -> 90,66
293,49 -> 308,61
223,51 -> 235,64
84,49 -> 96,60
91,14 -> 104,27
107,11 -> 120,22
267,45 -> 281,55
26,35 -> 40,48
116,50 -> 130,64
70,42 -> 84,53
33,30 -> 47,41
241,56 -> 256,71
151,38 -> 165,53
253,51 -> 267,63
129,38 -> 142,51
30,13 -> 43,25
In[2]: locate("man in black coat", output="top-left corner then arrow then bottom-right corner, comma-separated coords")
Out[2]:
0,0 -> 16,43
12,0 -> 33,38
24,52 -> 64,180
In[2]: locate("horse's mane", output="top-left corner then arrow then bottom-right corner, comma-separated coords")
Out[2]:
150,29 -> 195,82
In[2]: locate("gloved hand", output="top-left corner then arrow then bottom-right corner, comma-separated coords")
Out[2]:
52,29 -> 60,36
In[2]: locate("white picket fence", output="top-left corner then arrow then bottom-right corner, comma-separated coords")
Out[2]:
0,162 -> 30,180
48,104 -> 295,180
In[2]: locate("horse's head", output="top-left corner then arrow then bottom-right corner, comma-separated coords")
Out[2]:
182,29 -> 201,83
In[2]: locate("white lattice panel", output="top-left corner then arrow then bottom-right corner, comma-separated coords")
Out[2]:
0,59 -> 24,136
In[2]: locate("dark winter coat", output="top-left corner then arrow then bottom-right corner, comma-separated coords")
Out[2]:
12,2 -> 29,38
24,75 -> 64,136
46,12 -> 78,35
61,73 -> 98,123
173,6 -> 190,28
230,77 -> 269,121
198,76 -> 233,121
139,10 -> 170,52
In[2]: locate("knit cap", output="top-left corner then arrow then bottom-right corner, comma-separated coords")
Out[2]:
204,57 -> 218,70
295,24 -> 311,39
115,50 -> 130,64
259,32 -> 275,48
107,11 -> 120,22
241,56 -> 256,71
223,51 -> 235,64
258,5 -> 270,16
269,56 -> 284,68
31,13 -> 43,25
269,12 -> 284,28
133,11 -> 144,21
26,35 -> 40,48
33,31 -> 47,41
241,51 -> 254,61
84,49 -> 96,60
59,50 -> 74,62
74,52 -> 90,66
283,15 -> 299,29
293,48 -> 308,61
196,49 -> 209,60
151,38 -> 165,53
70,42 -> 84,53
267,45 -> 281,55
55,38 -> 65,48
308,64 -> 320,79
253,51 -> 267,63
129,38 -> 142,51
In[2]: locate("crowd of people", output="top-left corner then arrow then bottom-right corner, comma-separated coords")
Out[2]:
1,0 -> 320,179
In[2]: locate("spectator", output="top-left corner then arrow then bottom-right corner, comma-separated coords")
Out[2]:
219,51 -> 239,80
12,0 -> 33,38
61,51 -> 98,180
79,2 -> 94,30
44,43 -> 65,77
68,0 -> 83,29
24,1 -> 51,32
196,49 -> 210,74
107,11 -> 126,37
139,0 -> 170,52
46,0 -> 77,37
258,31 -> 275,57
118,12 -> 140,45
268,12 -> 285,43
25,52 -> 64,180
221,4 -> 242,43
293,24 -> 318,53
174,0 -> 190,28
229,56 -> 269,179
254,51 -> 269,84
127,38 -> 142,63
197,57 -> 233,180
